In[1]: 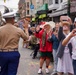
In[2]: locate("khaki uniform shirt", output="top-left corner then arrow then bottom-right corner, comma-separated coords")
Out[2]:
0,23 -> 28,50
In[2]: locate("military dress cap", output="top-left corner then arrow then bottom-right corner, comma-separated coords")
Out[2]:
2,10 -> 17,18
74,18 -> 76,22
2,18 -> 6,23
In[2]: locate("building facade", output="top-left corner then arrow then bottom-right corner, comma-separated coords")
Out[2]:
35,0 -> 48,23
70,0 -> 76,21
48,0 -> 68,22
18,0 -> 26,18
48,0 -> 76,22
18,0 -> 37,19
18,0 -> 49,22
36,0 -> 48,8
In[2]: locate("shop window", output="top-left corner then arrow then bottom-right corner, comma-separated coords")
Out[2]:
55,0 -> 58,4
49,0 -> 53,5
27,10 -> 29,15
27,2 -> 29,8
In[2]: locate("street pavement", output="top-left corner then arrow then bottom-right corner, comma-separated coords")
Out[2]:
17,39 -> 54,75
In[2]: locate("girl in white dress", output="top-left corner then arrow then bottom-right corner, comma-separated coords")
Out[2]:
57,21 -> 74,75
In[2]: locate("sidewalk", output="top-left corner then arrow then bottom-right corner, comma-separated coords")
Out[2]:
17,38 -> 54,75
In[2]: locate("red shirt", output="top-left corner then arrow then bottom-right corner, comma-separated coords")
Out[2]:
35,29 -> 53,52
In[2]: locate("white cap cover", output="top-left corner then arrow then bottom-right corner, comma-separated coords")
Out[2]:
74,18 -> 76,22
2,10 -> 17,18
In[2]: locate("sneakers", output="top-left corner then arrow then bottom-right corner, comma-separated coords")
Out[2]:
38,69 -> 42,74
51,72 -> 57,75
45,68 -> 50,74
38,68 -> 50,74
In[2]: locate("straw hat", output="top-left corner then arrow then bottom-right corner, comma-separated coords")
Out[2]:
62,21 -> 70,26
48,21 -> 55,29
40,21 -> 55,29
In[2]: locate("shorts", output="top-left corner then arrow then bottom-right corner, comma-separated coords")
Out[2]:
40,52 -> 52,58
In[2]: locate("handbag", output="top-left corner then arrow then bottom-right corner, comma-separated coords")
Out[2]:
56,41 -> 65,58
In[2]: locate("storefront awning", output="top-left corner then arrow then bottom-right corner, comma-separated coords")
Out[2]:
39,14 -> 46,19
35,4 -> 48,14
48,9 -> 67,17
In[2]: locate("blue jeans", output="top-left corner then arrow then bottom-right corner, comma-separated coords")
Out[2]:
73,59 -> 76,75
0,51 -> 20,75
52,49 -> 58,72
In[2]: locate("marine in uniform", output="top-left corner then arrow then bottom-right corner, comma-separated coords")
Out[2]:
0,11 -> 29,75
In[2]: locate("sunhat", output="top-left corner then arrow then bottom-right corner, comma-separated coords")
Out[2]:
48,21 -> 55,29
40,21 -> 55,29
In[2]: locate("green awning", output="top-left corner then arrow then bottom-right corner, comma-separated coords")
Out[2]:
39,14 -> 46,19
39,15 -> 42,19
36,3 -> 48,13
42,14 -> 46,18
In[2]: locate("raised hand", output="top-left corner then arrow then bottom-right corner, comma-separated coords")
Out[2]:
70,28 -> 76,37
36,25 -> 40,32
53,30 -> 58,38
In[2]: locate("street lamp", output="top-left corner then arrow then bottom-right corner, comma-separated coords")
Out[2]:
67,0 -> 70,17
30,0 -> 32,26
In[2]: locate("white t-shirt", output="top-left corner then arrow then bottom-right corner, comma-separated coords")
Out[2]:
68,33 -> 76,60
